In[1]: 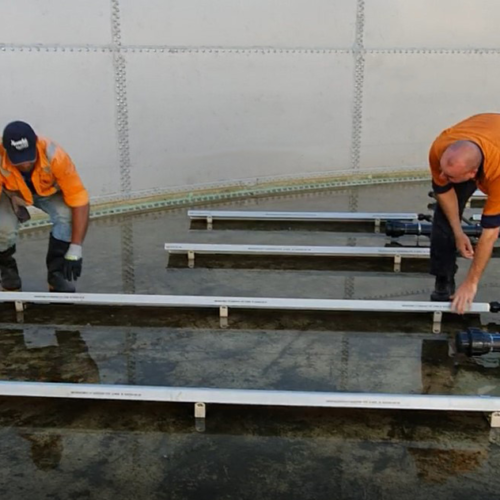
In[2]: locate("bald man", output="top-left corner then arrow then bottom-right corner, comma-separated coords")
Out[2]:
429,113 -> 500,313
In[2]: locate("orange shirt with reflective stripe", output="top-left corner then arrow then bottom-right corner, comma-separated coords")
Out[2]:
429,113 -> 500,218
0,137 -> 88,208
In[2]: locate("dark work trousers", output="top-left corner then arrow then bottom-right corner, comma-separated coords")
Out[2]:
430,180 -> 478,278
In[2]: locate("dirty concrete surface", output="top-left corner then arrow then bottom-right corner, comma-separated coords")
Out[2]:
1,181 -> 500,499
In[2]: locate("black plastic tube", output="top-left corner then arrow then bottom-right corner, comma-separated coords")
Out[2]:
385,221 -> 483,238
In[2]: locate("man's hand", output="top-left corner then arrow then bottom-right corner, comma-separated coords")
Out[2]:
451,280 -> 478,314
6,193 -> 31,223
455,231 -> 474,259
64,244 -> 83,281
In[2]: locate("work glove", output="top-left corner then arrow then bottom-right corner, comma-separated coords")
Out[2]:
64,244 -> 83,281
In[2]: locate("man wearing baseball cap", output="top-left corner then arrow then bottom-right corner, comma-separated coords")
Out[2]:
0,121 -> 89,292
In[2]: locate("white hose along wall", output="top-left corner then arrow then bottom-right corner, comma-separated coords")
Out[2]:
0,0 -> 499,203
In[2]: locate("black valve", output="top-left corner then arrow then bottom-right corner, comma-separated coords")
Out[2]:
455,327 -> 500,356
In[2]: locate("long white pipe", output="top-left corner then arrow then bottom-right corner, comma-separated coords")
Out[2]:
0,381 -> 498,412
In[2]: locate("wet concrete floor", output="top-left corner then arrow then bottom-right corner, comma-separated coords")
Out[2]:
1,181 -> 500,499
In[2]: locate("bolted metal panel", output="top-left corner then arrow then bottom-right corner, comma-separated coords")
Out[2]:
119,0 -> 357,48
0,0 -> 112,46
364,0 -> 500,50
125,51 -> 355,193
0,50 -> 120,198
1,1 -> 499,202
359,52 -> 500,171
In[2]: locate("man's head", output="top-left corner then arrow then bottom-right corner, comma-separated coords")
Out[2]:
439,140 -> 482,184
2,121 -> 37,171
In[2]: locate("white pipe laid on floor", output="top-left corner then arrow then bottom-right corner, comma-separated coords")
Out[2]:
188,210 -> 420,222
189,208 -> 484,223
0,381 -> 499,413
0,291 -> 490,313
165,243 -> 431,258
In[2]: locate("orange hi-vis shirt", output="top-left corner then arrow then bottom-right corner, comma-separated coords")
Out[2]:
0,136 -> 88,208
429,113 -> 500,228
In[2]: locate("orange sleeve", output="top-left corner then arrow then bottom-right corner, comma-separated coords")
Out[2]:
50,146 -> 89,207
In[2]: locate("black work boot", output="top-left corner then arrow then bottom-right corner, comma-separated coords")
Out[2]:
46,234 -> 75,293
0,245 -> 22,291
430,275 -> 456,302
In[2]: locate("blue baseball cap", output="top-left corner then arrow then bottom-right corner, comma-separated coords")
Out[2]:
2,121 -> 37,165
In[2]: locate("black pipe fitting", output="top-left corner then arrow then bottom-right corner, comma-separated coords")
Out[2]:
417,213 -> 433,222
455,327 -> 500,356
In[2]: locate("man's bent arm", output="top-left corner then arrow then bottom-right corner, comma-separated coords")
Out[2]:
436,189 -> 463,236
464,227 -> 500,285
71,204 -> 90,245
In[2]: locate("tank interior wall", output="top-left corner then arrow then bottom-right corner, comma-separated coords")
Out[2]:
0,0 -> 498,202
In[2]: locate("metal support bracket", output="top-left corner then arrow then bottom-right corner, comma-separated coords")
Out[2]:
432,311 -> 443,334
195,402 -> 206,432
490,411 -> 500,428
374,218 -> 381,233
219,306 -> 228,328
187,250 -> 195,269
393,255 -> 402,272
207,216 -> 213,230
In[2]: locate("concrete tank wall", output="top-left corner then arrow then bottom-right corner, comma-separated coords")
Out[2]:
1,0 -> 499,202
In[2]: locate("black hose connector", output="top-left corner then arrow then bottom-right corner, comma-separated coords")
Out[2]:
455,327 -> 500,356
417,213 -> 433,222
490,301 -> 500,313
385,220 -> 483,238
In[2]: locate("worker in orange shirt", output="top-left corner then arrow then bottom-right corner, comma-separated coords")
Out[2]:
0,121 -> 89,292
429,113 -> 500,314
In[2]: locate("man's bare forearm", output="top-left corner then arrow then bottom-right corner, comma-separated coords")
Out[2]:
464,227 -> 499,285
71,204 -> 90,245
436,190 -> 462,235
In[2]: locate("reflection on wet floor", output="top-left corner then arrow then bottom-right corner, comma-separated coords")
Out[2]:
1,181 -> 500,499
0,325 -> 498,396
1,398 -> 500,499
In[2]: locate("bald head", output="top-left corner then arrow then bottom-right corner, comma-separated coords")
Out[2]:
439,140 -> 482,183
